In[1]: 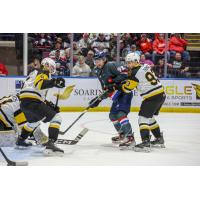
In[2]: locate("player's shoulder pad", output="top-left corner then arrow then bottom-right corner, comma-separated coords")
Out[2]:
36,69 -> 50,78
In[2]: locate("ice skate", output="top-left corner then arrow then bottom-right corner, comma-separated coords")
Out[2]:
16,136 -> 32,149
151,133 -> 165,148
119,135 -> 136,150
111,133 -> 125,144
43,139 -> 64,156
134,139 -> 151,153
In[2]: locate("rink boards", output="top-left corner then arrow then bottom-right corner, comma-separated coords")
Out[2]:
0,77 -> 200,113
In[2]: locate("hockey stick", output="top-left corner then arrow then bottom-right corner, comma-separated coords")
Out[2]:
0,148 -> 28,166
59,91 -> 108,135
56,128 -> 88,145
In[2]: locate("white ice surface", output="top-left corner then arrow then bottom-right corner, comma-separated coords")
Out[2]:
0,112 -> 200,166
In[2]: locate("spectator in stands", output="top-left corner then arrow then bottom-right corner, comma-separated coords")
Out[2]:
138,33 -> 152,57
34,33 -> 52,48
62,33 -> 72,48
168,52 -> 190,77
78,33 -> 92,56
120,40 -> 128,61
140,54 -> 154,68
128,44 -> 141,56
122,33 -> 134,47
28,58 -> 41,74
85,50 -> 95,75
152,33 -> 170,64
120,40 -> 130,61
49,41 -> 66,61
89,33 -> 98,43
54,50 -> 70,76
79,33 -> 92,49
110,46 -> 117,62
73,42 -> 81,63
153,58 -> 166,78
72,56 -> 91,77
92,33 -> 110,53
109,34 -> 118,61
109,33 -> 117,48
0,62 -> 8,76
56,37 -> 63,45
169,33 -> 190,61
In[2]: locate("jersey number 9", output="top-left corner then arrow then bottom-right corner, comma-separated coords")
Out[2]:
145,71 -> 159,85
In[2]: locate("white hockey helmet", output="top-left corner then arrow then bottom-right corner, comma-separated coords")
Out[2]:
41,57 -> 56,74
125,52 -> 140,63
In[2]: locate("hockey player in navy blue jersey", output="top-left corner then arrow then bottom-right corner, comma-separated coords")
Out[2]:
89,52 -> 135,149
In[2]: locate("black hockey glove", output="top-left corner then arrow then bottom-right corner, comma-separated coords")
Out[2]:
45,100 -> 60,113
89,96 -> 102,108
53,78 -> 65,88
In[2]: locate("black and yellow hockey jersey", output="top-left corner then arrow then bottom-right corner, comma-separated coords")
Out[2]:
122,64 -> 164,100
0,95 -> 27,129
20,69 -> 55,102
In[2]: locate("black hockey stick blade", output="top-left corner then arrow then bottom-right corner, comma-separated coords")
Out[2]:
57,128 -> 88,145
0,148 -> 28,166
56,139 -> 74,145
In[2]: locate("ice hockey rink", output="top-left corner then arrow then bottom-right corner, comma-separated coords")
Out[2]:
0,112 -> 200,166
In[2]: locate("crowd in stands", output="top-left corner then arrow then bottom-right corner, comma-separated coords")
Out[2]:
25,33 -> 200,78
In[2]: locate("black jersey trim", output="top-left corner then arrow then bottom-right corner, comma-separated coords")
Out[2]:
14,109 -> 22,117
149,121 -> 157,126
18,121 -> 27,126
20,90 -> 42,97
141,85 -> 163,96
139,123 -> 149,126
0,108 -> 14,127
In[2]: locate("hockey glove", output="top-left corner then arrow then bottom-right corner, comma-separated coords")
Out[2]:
107,83 -> 117,92
118,80 -> 138,93
104,77 -> 117,93
89,96 -> 102,108
45,100 -> 60,113
53,78 -> 65,88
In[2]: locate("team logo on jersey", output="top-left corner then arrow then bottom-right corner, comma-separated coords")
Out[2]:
192,83 -> 200,100
15,80 -> 23,89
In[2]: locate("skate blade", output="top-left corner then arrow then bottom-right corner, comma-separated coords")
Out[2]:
134,146 -> 151,153
111,140 -> 123,145
43,149 -> 64,157
151,144 -> 165,148
15,145 -> 32,150
119,144 -> 135,151
102,143 -> 119,148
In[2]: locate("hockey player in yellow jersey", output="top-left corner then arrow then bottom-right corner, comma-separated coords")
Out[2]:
0,95 -> 26,132
120,53 -> 166,151
0,94 -> 48,146
18,57 -> 65,155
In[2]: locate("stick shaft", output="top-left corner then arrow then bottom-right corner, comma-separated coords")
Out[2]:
60,91 -> 107,135
0,148 -> 28,166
